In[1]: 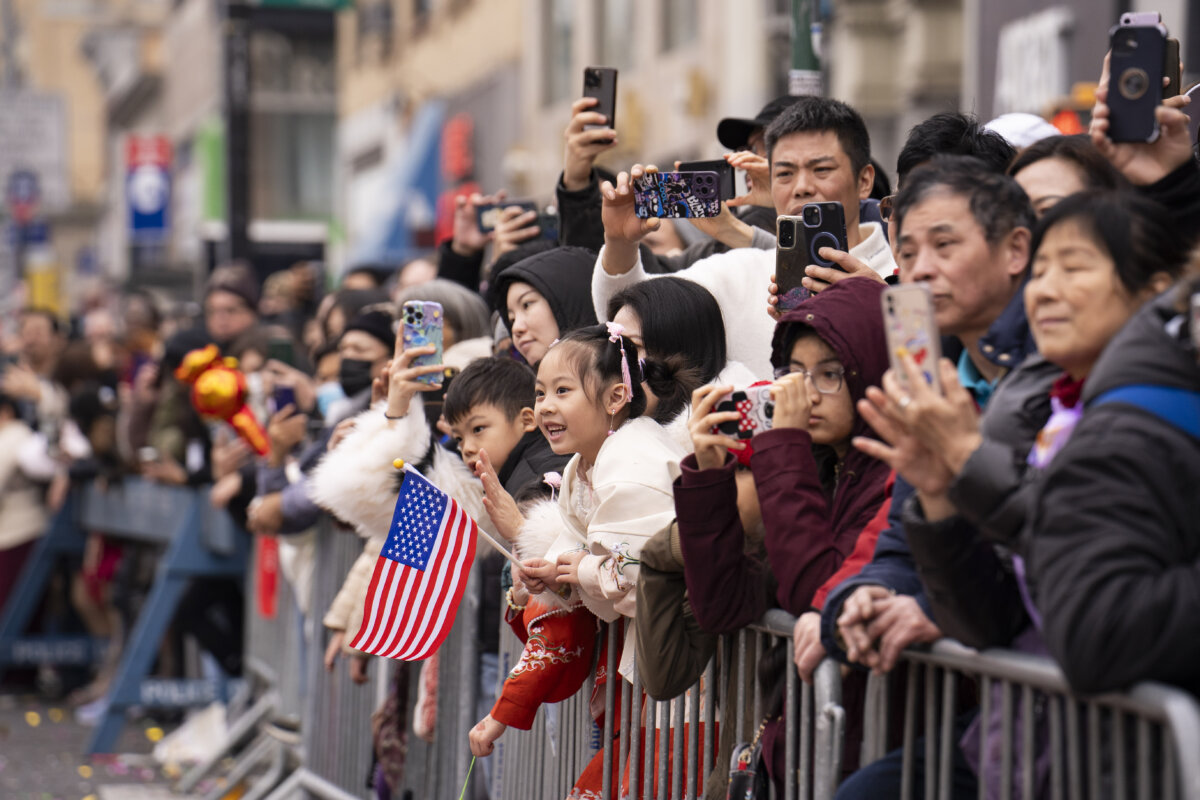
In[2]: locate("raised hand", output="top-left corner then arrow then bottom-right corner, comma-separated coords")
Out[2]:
687,384 -> 745,470
563,96 -> 617,191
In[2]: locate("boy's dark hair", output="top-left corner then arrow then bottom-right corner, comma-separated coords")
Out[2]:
554,325 -> 701,425
1007,134 -> 1124,191
896,113 -> 1015,186
1032,190 -> 1189,295
764,96 -> 872,176
893,155 -> 1035,247
443,357 -> 536,425
606,277 -> 727,386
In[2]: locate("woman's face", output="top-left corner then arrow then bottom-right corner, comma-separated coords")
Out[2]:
787,334 -> 855,454
611,305 -> 658,418
1025,220 -> 1143,380
1014,157 -> 1087,219
506,281 -> 559,366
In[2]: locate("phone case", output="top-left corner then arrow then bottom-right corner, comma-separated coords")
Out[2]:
799,202 -> 848,270
881,284 -> 943,395
775,214 -> 811,312
402,301 -> 445,386
711,385 -> 774,440
633,171 -> 722,218
476,201 -> 537,233
1107,23 -> 1167,143
1165,38 -> 1181,99
677,159 -> 736,201
582,66 -> 618,135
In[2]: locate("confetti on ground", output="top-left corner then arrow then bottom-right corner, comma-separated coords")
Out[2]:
144,727 -> 163,743
25,711 -> 41,727
48,708 -> 64,723
77,765 -> 93,779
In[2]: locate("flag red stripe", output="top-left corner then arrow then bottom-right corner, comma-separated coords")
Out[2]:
403,502 -> 477,659
393,502 -> 470,660
387,502 -> 464,659
349,557 -> 391,651
369,552 -> 421,656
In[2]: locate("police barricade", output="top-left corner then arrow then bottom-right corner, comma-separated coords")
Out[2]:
858,639 -> 1200,800
178,534 -> 308,799
485,607 -> 845,800
0,478 -> 249,754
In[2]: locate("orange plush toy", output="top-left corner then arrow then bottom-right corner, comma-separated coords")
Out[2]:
174,344 -> 270,456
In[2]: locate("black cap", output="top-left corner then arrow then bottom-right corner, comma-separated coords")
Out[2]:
716,95 -> 802,150
342,309 -> 396,352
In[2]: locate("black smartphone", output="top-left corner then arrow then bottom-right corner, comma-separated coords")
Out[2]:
476,200 -> 537,233
267,337 -> 295,367
799,202 -> 848,269
582,66 -> 618,142
272,385 -> 296,414
677,159 -> 736,202
1165,37 -> 1181,99
1108,22 -> 1167,143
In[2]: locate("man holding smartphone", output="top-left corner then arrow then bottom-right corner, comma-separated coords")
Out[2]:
592,95 -> 897,379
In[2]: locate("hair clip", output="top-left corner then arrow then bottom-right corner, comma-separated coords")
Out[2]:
603,322 -> 633,400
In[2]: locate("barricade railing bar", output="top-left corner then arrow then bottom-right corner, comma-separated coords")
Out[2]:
860,639 -> 1200,800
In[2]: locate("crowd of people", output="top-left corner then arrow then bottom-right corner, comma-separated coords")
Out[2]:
1,45 -> 1198,800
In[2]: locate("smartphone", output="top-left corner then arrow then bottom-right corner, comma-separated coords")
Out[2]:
582,66 -> 618,141
881,284 -> 943,395
535,210 -> 559,242
677,159 -> 736,202
1108,21 -> 1167,143
775,214 -> 811,313
271,385 -> 296,414
711,385 -> 774,440
799,202 -> 848,269
402,300 -> 444,386
632,171 -> 722,218
1164,37 -> 1181,99
476,200 -> 537,233
266,337 -> 295,368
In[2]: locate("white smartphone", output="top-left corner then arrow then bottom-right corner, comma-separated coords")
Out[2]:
881,283 -> 943,395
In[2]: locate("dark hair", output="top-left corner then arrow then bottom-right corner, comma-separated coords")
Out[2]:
896,113 -> 1015,185
443,357 -> 536,425
552,326 -> 700,425
0,392 -> 18,417
893,155 -> 1035,247
869,157 -> 892,200
487,239 -> 557,290
605,277 -> 726,385
764,96 -> 872,176
1032,190 -> 1190,295
1007,134 -> 1124,191
19,307 -> 61,336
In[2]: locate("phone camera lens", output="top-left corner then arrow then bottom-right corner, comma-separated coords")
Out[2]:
779,220 -> 795,248
802,205 -> 821,226
585,69 -> 600,88
1118,67 -> 1149,100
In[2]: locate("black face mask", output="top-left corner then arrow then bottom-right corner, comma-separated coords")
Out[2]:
339,358 -> 375,398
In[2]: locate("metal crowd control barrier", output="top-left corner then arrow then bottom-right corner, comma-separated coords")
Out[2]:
859,639 -> 1200,800
0,479 -> 249,754
487,607 -> 845,800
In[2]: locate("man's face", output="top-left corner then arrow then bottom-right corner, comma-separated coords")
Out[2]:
770,130 -> 869,232
19,314 -> 59,363
894,190 -> 1026,339
204,290 -> 257,344
337,330 -> 390,379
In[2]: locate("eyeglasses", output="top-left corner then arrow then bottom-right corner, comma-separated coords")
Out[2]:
772,364 -> 846,394
879,194 -> 896,221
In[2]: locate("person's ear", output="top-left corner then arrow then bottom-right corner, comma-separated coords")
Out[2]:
1004,227 -> 1032,280
856,161 -> 875,201
604,382 -> 628,414
1145,271 -> 1174,298
519,406 -> 537,432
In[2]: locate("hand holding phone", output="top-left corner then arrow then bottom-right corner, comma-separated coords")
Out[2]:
582,67 -> 618,142
1107,20 -> 1168,143
775,203 -> 850,311
710,385 -> 775,440
632,170 -> 722,218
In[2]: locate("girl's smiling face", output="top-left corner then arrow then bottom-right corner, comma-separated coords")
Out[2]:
534,344 -> 618,467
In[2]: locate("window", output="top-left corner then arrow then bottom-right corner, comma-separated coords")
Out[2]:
660,0 -> 698,52
596,0 -> 633,70
542,0 -> 574,105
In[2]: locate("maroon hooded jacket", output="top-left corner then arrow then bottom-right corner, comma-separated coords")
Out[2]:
676,278 -> 892,630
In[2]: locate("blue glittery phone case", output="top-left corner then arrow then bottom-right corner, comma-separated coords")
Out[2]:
402,301 -> 445,385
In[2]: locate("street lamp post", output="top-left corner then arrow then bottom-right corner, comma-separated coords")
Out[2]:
790,0 -> 823,97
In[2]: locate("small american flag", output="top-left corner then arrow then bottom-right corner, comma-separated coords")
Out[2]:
348,467 -> 478,661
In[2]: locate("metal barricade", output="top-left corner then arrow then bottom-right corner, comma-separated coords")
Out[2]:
859,639 -> 1200,800
489,607 -> 845,800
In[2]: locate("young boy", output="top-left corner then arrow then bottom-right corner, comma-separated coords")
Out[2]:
443,357 -> 568,497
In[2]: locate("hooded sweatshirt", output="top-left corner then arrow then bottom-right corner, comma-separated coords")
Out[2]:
489,246 -> 599,346
676,278 -> 892,632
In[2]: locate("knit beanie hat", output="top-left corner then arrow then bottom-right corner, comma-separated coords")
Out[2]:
343,309 -> 396,352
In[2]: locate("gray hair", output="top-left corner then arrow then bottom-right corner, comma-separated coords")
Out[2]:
394,279 -> 493,342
